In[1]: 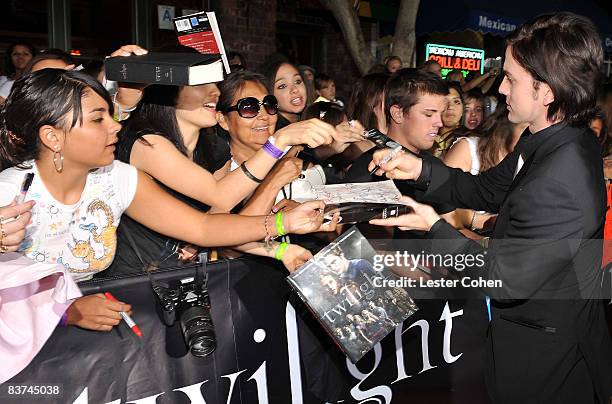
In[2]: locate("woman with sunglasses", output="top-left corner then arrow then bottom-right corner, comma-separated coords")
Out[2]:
110,57 -> 336,273
215,71 -> 353,215
0,69 -> 338,330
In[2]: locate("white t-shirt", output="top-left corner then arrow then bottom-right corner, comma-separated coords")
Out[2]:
0,161 -> 138,281
0,79 -> 14,99
452,136 -> 481,174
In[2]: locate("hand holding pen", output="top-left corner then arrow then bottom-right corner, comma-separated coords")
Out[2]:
105,292 -> 142,337
368,148 -> 423,181
0,173 -> 35,254
369,144 -> 403,175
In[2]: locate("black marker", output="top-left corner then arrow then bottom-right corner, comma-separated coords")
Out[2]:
15,173 -> 34,204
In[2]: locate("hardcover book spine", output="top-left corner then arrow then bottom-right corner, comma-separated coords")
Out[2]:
104,60 -> 190,85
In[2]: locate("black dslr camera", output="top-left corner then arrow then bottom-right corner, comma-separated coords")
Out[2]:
151,252 -> 216,357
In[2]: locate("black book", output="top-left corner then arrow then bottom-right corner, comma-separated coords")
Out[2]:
324,203 -> 413,224
287,227 -> 418,363
104,52 -> 223,86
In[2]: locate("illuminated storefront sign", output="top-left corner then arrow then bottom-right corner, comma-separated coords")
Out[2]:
425,43 -> 485,79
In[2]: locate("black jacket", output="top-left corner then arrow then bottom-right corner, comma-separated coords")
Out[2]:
414,122 -> 612,403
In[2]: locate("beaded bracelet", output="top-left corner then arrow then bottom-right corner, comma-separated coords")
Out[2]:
274,242 -> 290,260
264,213 -> 275,243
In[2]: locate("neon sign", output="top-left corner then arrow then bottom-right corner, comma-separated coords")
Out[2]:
425,43 -> 485,79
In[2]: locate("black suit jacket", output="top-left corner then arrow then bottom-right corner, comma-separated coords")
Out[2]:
414,122 -> 612,403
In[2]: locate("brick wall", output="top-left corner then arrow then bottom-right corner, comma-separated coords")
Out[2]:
215,0 -> 277,70
213,0 -> 362,100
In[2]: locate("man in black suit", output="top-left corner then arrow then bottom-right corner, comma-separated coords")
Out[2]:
369,12 -> 612,404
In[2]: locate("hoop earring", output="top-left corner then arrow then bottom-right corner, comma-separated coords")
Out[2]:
53,150 -> 64,173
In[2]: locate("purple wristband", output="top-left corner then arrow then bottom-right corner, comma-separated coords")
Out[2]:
263,140 -> 284,160
59,311 -> 68,327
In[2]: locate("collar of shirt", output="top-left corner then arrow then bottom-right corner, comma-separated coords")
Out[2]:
516,121 -> 568,162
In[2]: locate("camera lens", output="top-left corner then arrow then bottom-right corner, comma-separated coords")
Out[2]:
180,305 -> 216,357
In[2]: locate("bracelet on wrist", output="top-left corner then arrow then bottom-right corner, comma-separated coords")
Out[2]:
240,162 -> 263,183
469,210 -> 477,231
274,242 -> 290,260
264,213 -> 276,243
275,212 -> 287,236
59,311 -> 68,327
263,136 -> 290,160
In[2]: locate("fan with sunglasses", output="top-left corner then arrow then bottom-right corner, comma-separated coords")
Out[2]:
221,95 -> 279,118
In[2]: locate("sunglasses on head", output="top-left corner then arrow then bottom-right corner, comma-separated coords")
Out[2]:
224,95 -> 278,118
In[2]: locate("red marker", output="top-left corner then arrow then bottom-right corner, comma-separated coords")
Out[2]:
104,292 -> 142,337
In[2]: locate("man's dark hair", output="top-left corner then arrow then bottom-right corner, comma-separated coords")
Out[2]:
24,49 -> 75,74
507,12 -> 603,125
314,74 -> 333,91
384,69 -> 448,124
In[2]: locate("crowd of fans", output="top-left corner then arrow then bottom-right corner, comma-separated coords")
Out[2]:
0,36 -> 610,333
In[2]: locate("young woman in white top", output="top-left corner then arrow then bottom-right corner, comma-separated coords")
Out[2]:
442,105 -> 527,232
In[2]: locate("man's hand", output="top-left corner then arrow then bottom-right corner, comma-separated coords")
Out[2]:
368,149 -> 423,180
369,196 -> 440,232
66,294 -> 132,332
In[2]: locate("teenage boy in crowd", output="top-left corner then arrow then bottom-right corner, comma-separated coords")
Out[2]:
369,13 -> 612,403
344,69 -> 454,216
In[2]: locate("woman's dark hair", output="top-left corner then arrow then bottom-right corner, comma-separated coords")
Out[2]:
346,73 -> 389,130
217,70 -> 270,113
23,49 -> 75,74
117,84 -> 185,153
116,44 -> 217,164
447,81 -> 464,102
228,51 -> 247,69
475,104 -> 516,171
0,69 -> 112,169
507,12 -> 603,125
590,107 -> 609,155
463,89 -> 484,105
384,69 -> 448,124
81,60 -> 104,81
303,102 -> 346,126
261,59 -> 301,95
4,42 -> 36,76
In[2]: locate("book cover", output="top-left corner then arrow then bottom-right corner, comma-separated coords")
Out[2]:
104,52 -> 223,86
173,11 -> 231,74
287,227 -> 418,363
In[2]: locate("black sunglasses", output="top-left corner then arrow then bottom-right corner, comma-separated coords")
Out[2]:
224,95 -> 278,118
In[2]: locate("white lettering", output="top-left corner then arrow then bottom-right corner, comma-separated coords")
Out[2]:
347,344 -> 393,404
285,302 -> 304,404
221,369 -> 247,404
439,302 -> 463,364
392,325 -> 412,384
407,320 -> 437,374
247,362 -> 269,404
173,381 -> 208,404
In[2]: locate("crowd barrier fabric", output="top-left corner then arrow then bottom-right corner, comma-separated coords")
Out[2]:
3,257 -> 491,404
